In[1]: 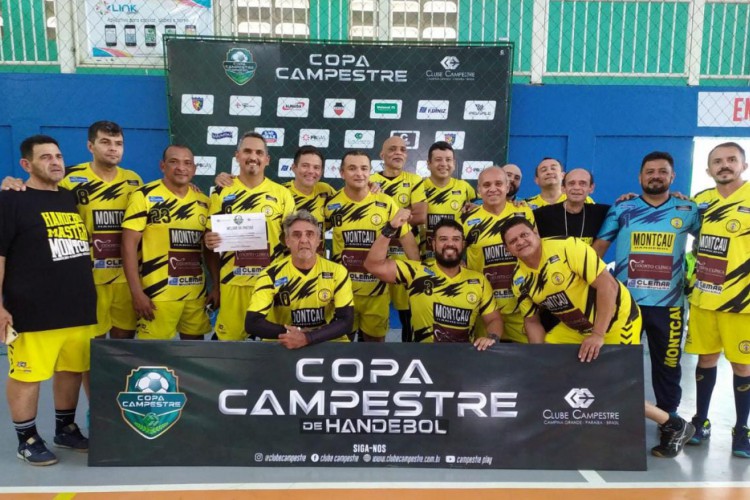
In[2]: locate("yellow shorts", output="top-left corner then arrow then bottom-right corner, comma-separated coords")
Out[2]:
7,324 -> 97,382
216,284 -> 253,341
685,305 -> 750,363
353,293 -> 389,338
546,317 -> 642,346
389,282 -> 409,311
95,282 -> 137,336
473,311 -> 526,343
136,298 -> 210,340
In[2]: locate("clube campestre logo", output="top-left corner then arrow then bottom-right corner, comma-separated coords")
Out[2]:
116,366 -> 187,439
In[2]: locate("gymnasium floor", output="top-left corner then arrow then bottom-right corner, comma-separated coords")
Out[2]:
0,332 -> 748,500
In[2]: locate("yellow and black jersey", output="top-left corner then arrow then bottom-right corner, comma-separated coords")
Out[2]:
324,190 -> 410,296
248,255 -> 353,340
460,203 -> 535,312
208,177 -> 295,287
691,182 -> 750,313
284,181 -> 334,253
370,171 -> 426,259
421,177 -> 476,262
59,163 -> 142,285
122,180 -> 209,302
512,237 -> 640,336
395,260 -> 495,343
524,193 -> 594,210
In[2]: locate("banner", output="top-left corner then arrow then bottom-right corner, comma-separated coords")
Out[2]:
85,0 -> 213,58
90,342 -> 646,470
165,39 -> 513,191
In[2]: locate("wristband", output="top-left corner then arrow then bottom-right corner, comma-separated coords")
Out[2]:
381,222 -> 399,239
487,333 -> 501,342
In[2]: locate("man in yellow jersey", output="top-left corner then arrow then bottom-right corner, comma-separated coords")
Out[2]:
502,164 -> 523,202
370,136 -> 427,342
283,146 -> 334,254
421,141 -> 476,264
1,121 -> 142,339
460,166 -> 534,343
525,158 -> 595,209
246,210 -> 354,348
366,214 -> 501,348
122,145 -> 214,340
685,142 -> 750,458
204,132 -> 295,341
1,135 -> 96,465
325,151 -> 419,342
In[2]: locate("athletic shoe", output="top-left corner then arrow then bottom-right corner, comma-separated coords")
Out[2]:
17,435 -> 58,466
651,419 -> 696,458
53,423 -> 89,452
732,426 -> 750,458
687,417 -> 711,445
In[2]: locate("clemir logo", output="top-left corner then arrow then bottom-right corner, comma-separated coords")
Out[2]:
565,388 -> 595,409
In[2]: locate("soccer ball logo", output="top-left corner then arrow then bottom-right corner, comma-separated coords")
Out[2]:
135,372 -> 170,394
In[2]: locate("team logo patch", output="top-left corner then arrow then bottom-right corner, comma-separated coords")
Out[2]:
670,217 -> 683,229
726,219 -> 741,233
451,201 -> 460,210
371,214 -> 382,225
223,48 -> 257,85
116,367 -> 186,440
262,205 -> 274,216
466,292 -> 478,304
398,194 -> 408,204
739,340 -> 750,354
318,289 -> 331,302
199,215 -> 207,226
552,272 -> 564,285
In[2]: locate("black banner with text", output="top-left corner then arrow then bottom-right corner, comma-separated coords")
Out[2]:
90,342 -> 645,470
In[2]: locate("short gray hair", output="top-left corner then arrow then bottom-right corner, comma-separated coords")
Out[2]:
282,210 -> 322,238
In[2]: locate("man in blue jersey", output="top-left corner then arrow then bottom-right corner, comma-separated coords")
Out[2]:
593,151 -> 700,417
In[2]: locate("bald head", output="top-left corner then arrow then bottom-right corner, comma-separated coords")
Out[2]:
502,164 -> 522,198
380,136 -> 408,173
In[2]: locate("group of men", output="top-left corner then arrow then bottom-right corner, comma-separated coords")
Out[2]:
0,121 -> 748,466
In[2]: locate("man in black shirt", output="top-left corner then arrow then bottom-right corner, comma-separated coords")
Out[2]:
533,168 -> 610,245
0,135 -> 97,466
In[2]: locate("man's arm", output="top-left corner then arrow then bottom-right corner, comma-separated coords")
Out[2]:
1,177 -> 26,192
203,242 -> 220,309
399,230 -> 420,261
121,228 -> 156,321
245,311 -> 286,339
578,270 -> 619,362
365,208 -> 412,283
409,201 -> 427,225
0,256 -> 10,343
591,239 -> 611,259
473,310 -> 504,351
524,314 -> 546,344
279,305 -> 355,349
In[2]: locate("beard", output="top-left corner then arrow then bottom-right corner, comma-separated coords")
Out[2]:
435,248 -> 462,268
507,185 -> 519,198
642,182 -> 669,195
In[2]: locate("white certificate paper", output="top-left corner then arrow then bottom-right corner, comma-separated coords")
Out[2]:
211,213 -> 268,253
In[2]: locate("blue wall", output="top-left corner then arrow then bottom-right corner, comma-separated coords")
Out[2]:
1,73 -> 748,203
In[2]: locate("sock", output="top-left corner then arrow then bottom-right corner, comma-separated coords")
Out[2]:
694,366 -> 717,421
14,418 -> 37,444
664,414 -> 684,432
398,310 -> 412,343
55,409 -> 76,434
734,374 -> 750,430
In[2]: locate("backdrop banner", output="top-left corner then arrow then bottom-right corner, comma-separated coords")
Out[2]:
90,342 -> 646,470
166,39 -> 512,190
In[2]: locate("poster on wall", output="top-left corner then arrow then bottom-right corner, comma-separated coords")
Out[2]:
166,39 -> 513,192
85,0 -> 213,58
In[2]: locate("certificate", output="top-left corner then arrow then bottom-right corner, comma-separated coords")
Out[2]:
211,213 -> 268,253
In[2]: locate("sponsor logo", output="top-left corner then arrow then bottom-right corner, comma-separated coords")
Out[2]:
435,131 -> 465,150
371,214 -> 382,225
426,56 -> 476,81
318,289 -> 331,302
206,126 -> 238,146
223,48 -> 257,85
95,2 -> 138,15
726,219 -> 741,233
370,100 -> 402,119
69,176 -> 89,183
181,94 -> 214,115
299,129 -> 330,148
565,388 -> 595,409
116,366 -> 187,439
464,100 -> 497,120
277,97 -> 310,118
324,98 -> 356,118
441,56 -> 460,70
229,95 -> 262,116
254,127 -> 285,147
276,54 -> 407,82
466,292 -> 478,304
552,272 -> 564,285
278,158 -> 294,178
390,131 -> 420,149
416,100 -> 449,120
194,156 -> 217,176
344,130 -> 375,149
324,160 -> 341,179
740,341 -> 750,354
462,161 -> 493,180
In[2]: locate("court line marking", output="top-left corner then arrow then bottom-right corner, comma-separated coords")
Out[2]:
1,481 -> 750,494
578,470 -> 606,484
